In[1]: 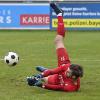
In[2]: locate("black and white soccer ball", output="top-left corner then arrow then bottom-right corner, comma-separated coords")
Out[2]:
4,52 -> 19,66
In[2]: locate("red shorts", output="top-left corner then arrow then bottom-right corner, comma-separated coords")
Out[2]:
56,48 -> 70,67
48,74 -> 59,85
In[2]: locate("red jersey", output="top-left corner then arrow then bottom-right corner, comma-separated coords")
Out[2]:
42,64 -> 80,92
40,48 -> 80,92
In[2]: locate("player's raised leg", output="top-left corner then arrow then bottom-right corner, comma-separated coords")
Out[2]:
51,3 -> 65,38
50,3 -> 70,66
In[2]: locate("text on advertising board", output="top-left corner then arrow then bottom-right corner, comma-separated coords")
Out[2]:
20,14 -> 50,25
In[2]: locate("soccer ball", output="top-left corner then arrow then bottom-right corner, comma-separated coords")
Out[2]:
4,52 -> 19,66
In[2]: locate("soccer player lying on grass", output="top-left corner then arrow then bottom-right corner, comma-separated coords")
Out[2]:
27,3 -> 83,92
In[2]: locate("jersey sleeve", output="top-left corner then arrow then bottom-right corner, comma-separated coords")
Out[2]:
63,84 -> 78,92
42,66 -> 66,77
63,78 -> 80,92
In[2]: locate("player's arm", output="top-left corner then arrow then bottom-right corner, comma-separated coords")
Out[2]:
42,84 -> 78,92
63,78 -> 80,92
42,84 -> 64,91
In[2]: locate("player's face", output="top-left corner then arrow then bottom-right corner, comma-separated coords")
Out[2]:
66,68 -> 72,77
66,69 -> 78,80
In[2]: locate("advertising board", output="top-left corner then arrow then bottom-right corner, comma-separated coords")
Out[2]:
0,3 -> 50,29
50,3 -> 100,30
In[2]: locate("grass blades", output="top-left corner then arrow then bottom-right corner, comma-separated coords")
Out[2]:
0,30 -> 100,100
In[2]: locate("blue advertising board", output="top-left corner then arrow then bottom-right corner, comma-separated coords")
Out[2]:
50,3 -> 100,30
0,3 -> 50,29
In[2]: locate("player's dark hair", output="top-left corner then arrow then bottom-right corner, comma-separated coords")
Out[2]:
70,64 -> 83,79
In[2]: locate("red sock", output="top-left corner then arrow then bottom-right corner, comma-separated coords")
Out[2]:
57,16 -> 65,37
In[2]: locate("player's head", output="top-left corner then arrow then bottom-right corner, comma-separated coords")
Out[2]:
66,64 -> 83,79
70,64 -> 83,79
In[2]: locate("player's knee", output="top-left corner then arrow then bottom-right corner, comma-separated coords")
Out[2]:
54,35 -> 62,45
43,77 -> 49,83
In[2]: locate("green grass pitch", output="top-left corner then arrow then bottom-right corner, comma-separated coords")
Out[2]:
0,30 -> 100,100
